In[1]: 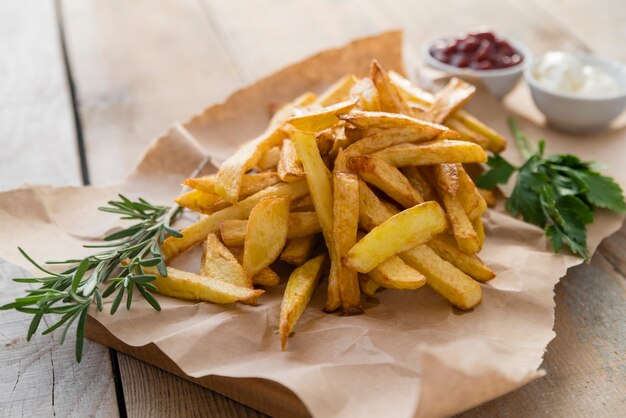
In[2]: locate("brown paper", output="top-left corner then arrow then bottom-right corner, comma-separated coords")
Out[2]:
1,32 -> 624,418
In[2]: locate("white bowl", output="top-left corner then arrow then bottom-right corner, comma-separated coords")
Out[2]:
524,52 -> 626,134
422,37 -> 531,98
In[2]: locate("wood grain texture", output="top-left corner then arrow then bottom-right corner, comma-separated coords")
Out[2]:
117,353 -> 267,418
0,0 -> 80,191
60,0 -> 245,186
0,262 -> 119,418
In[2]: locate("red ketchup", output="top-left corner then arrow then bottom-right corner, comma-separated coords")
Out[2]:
430,29 -> 523,70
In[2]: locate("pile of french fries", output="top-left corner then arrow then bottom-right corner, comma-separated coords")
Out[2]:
155,60 -> 505,350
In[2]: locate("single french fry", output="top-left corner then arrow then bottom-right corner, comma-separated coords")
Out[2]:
184,172 -> 281,198
359,274 -> 380,296
269,92 -> 317,126
253,267 -> 281,286
287,98 -> 358,133
433,163 -> 460,196
400,245 -> 482,310
175,189 -> 223,214
401,166 -> 437,202
348,155 -> 423,208
257,146 -> 281,170
473,216 -> 485,251
349,77 -> 381,111
370,60 -> 413,115
428,234 -> 493,282
277,138 -> 304,182
344,127 -> 437,156
162,180 -> 308,260
315,74 -> 358,107
457,166 -> 487,220
281,235 -> 318,266
201,233 -> 252,288
357,179 -> 399,231
243,196 -> 291,276
388,71 -> 506,153
279,255 -> 325,350
441,193 -> 480,254
372,140 -> 487,167
479,188 -> 496,207
291,194 -> 315,212
339,110 -> 452,138
143,265 -> 264,305
220,212 -> 321,247
333,172 -> 362,314
345,201 -> 448,273
427,78 -> 476,124
368,255 -> 426,290
291,131 -> 341,311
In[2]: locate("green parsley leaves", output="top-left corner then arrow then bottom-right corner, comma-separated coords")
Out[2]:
477,118 -> 625,260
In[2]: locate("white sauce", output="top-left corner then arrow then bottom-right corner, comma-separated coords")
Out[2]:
532,52 -> 621,97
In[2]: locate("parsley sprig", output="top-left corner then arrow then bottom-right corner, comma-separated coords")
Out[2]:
477,118 -> 626,260
0,196 -> 182,361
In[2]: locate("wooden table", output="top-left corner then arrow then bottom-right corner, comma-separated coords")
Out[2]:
1,1 -> 624,416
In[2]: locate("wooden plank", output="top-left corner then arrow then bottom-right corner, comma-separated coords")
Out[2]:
0,1 -> 119,416
459,224 -> 626,417
1,262 -> 119,417
0,0 -> 81,191
60,0 -> 245,185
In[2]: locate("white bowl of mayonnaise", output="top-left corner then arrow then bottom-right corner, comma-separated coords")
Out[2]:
525,51 -> 626,134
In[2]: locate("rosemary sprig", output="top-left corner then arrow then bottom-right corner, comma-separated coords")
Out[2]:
0,195 -> 182,362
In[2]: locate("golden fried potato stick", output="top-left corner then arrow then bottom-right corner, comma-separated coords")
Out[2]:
256,146 -> 281,170
427,78 -> 476,124
220,212 -> 321,247
348,155 -> 423,208
345,201 -> 448,273
269,92 -> 317,126
291,131 -> 341,311
349,77 -> 381,111
372,140 -> 487,167
243,196 -> 291,276
388,71 -> 506,153
280,235 -> 319,266
457,166 -> 487,220
315,74 -> 358,107
200,233 -> 252,288
357,179 -> 399,231
368,255 -> 426,290
175,190 -> 223,214
359,275 -> 381,296
428,234 -> 494,282
433,164 -> 460,196
401,166 -> 437,202
253,267 -> 281,287
287,98 -> 358,133
279,255 -> 325,350
370,60 -> 413,115
162,180 -> 308,260
277,138 -> 304,182
333,172 -> 362,314
184,172 -> 281,198
143,265 -> 264,305
357,179 -> 482,308
399,245 -> 482,310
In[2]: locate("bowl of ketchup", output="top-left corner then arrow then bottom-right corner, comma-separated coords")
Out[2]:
423,29 -> 531,98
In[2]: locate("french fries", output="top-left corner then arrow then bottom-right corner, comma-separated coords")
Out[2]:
348,155 -> 423,208
243,196 -> 291,276
161,60 -> 506,347
144,265 -> 263,305
372,140 -> 487,167
280,255 -> 325,350
201,233 -> 252,288
333,171 -> 362,314
220,212 -> 321,247
345,202 -> 447,273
